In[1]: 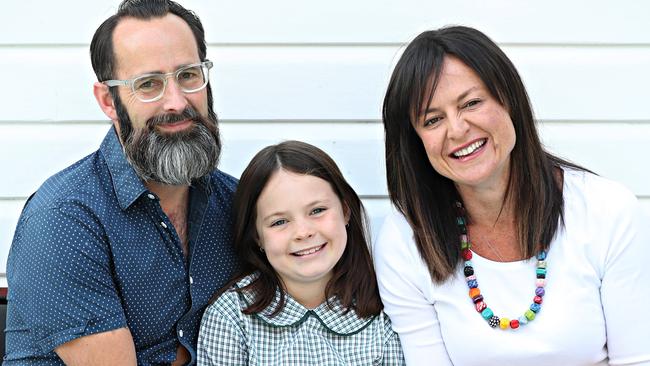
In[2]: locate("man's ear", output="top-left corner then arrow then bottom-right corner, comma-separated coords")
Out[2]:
93,82 -> 119,122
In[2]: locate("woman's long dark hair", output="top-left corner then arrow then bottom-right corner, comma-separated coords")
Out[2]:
383,26 -> 584,282
225,140 -> 382,318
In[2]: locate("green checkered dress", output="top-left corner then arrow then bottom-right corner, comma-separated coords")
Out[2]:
197,273 -> 405,365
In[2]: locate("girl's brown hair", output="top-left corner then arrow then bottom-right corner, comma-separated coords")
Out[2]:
228,140 -> 382,317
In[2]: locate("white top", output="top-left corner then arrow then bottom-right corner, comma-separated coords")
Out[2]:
373,170 -> 650,366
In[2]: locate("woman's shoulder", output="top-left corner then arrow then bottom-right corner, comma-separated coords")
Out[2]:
563,168 -> 639,212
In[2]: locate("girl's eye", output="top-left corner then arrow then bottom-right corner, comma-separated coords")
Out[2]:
310,207 -> 326,215
463,99 -> 481,109
270,219 -> 287,227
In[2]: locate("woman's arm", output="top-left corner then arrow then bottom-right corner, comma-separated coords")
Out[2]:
373,211 -> 453,366
600,195 -> 650,365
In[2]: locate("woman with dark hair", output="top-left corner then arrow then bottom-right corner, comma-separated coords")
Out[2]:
198,141 -> 405,365
374,25 -> 650,365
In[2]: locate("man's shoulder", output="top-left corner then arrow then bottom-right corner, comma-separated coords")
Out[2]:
207,169 -> 238,195
23,151 -> 105,216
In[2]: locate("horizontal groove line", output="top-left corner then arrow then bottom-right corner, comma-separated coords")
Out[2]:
2,119 -> 650,126
2,195 -> 650,201
3,42 -> 650,48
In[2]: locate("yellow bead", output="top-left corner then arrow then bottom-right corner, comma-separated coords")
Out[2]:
499,317 -> 509,329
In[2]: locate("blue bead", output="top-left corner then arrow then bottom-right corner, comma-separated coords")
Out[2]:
464,260 -> 473,268
530,303 -> 541,313
537,251 -> 547,260
536,268 -> 547,276
481,308 -> 494,320
467,280 -> 478,288
518,315 -> 528,325
457,217 -> 465,226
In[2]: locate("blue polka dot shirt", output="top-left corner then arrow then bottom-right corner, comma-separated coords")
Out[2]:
4,127 -> 239,365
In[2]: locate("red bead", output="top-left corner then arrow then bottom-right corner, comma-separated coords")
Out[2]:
475,301 -> 487,312
534,296 -> 543,304
510,319 -> 520,329
462,249 -> 473,260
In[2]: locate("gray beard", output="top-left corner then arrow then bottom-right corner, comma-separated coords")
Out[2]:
118,104 -> 221,186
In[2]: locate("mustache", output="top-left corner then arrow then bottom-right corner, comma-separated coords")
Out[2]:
146,107 -> 203,129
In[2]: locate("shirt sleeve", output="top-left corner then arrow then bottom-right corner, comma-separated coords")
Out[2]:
6,204 -> 127,355
197,292 -> 249,366
372,210 -> 453,366
599,194 -> 650,365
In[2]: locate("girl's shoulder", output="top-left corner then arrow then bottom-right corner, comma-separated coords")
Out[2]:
205,273 -> 260,318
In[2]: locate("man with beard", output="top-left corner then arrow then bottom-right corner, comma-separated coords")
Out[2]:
4,1 -> 238,365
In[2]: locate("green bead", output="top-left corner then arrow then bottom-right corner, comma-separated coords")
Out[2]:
536,268 -> 547,276
481,308 -> 494,320
461,242 -> 469,250
525,309 -> 536,321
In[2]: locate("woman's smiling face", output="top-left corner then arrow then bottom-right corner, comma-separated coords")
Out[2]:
412,56 -> 516,193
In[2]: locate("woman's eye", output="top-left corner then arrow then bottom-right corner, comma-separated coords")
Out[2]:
270,219 -> 287,227
423,116 -> 442,127
463,99 -> 481,108
310,207 -> 326,215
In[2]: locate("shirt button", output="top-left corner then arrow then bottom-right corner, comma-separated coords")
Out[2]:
161,222 -> 168,229
189,276 -> 194,285
147,193 -> 156,200
179,329 -> 184,337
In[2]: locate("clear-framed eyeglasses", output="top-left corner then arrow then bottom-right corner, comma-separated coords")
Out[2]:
102,60 -> 213,103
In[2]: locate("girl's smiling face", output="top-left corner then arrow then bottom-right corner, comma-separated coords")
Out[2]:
255,169 -> 348,304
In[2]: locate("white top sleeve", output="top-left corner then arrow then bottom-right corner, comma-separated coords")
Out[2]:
372,209 -> 453,366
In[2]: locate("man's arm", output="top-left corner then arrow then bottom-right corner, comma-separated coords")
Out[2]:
55,328 -> 137,366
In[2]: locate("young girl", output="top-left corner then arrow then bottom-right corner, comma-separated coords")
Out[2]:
197,141 -> 405,365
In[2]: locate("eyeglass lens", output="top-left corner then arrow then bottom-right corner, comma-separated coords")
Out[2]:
132,64 -> 207,101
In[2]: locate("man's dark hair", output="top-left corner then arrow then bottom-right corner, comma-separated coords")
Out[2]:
89,0 -> 216,143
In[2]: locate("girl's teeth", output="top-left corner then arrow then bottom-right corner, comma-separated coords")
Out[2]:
295,245 -> 323,256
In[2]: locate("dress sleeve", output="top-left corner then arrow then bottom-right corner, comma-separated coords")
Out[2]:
6,205 -> 127,355
197,292 -> 249,366
372,211 -> 453,366
600,195 -> 650,365
380,312 -> 406,365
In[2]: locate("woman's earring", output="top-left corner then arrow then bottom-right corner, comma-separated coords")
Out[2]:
259,246 -> 265,252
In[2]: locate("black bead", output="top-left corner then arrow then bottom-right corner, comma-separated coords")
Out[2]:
488,315 -> 500,328
464,266 -> 474,276
536,273 -> 546,279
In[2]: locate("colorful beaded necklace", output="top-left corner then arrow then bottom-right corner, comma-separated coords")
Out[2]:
456,202 -> 547,330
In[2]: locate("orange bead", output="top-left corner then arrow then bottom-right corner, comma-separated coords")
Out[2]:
469,288 -> 481,299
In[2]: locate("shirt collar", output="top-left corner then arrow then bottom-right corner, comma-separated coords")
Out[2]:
236,274 -> 376,335
99,126 -> 147,210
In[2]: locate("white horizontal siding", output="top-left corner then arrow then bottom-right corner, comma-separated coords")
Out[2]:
2,122 -> 649,197
2,45 -> 650,121
2,0 -> 650,45
2,0 -> 650,284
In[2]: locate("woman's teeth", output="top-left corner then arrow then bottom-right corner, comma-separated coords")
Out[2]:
453,139 -> 486,158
